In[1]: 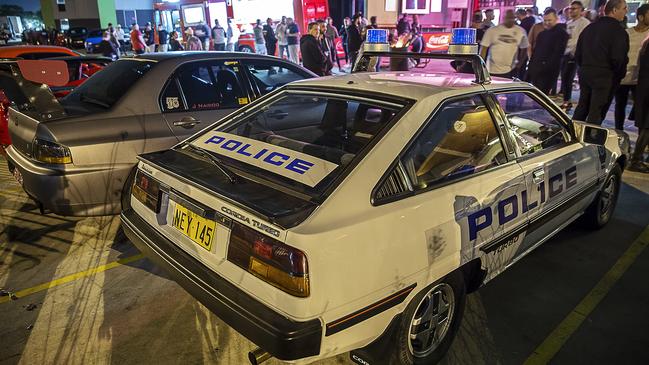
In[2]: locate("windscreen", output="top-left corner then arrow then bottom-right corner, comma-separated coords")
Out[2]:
189,92 -> 404,194
63,59 -> 155,111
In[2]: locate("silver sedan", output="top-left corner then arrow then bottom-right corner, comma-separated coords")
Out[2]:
5,52 -> 315,216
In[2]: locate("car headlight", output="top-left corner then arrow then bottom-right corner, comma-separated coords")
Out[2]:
33,138 -> 72,164
84,42 -> 90,48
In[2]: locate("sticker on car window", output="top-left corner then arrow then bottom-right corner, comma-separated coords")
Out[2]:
238,97 -> 249,105
166,97 -> 180,110
191,131 -> 339,187
191,102 -> 220,110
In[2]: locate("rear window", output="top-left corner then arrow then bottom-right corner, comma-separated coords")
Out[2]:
188,91 -> 405,195
63,59 -> 155,110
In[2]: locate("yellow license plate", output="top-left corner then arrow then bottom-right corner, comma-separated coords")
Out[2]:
172,203 -> 216,251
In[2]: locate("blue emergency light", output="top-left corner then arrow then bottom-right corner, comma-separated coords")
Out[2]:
448,28 -> 478,55
363,28 -> 390,52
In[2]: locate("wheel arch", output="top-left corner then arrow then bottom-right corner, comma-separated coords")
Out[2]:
616,154 -> 627,171
461,258 -> 486,294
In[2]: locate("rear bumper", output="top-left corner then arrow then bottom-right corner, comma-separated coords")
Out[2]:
5,146 -> 128,216
120,208 -> 323,360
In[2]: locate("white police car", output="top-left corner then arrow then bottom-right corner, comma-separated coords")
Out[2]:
120,30 -> 629,365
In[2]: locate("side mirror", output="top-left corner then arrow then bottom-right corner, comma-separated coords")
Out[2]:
581,125 -> 608,146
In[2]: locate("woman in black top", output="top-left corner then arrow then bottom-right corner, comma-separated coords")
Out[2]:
169,31 -> 184,51
98,31 -> 118,59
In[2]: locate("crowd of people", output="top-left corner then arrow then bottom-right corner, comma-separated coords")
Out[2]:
7,2 -> 649,171
476,0 -> 649,172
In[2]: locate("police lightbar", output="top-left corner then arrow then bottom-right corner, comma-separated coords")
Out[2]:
353,51 -> 491,84
364,29 -> 390,52
448,28 -> 478,55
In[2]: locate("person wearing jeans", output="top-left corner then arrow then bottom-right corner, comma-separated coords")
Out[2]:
561,1 -> 590,110
287,18 -> 300,64
614,4 -> 649,130
276,16 -> 289,60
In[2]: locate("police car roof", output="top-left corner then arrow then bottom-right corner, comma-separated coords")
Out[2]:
289,72 -> 527,100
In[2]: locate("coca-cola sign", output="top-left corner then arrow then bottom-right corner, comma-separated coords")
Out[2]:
423,32 -> 452,52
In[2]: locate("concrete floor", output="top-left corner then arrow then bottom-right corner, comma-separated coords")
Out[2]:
1,134 -> 649,365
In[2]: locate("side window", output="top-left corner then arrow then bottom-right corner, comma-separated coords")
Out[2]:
164,61 -> 247,113
401,95 -> 507,190
495,92 -> 571,156
160,78 -> 186,112
242,60 -> 311,95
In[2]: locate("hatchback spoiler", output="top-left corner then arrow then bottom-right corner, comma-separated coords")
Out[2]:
0,59 -> 67,120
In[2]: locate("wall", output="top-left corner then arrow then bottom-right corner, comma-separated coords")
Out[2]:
367,0 -> 399,26
40,0 -> 55,28
97,0 -> 117,28
51,0 -> 100,21
114,0 -> 154,10
366,0 -> 470,29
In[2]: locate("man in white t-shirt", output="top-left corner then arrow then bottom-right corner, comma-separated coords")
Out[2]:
480,9 -> 529,78
560,1 -> 591,109
614,3 -> 649,130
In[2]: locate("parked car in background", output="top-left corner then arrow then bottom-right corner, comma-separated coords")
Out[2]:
66,27 -> 88,48
5,52 -> 316,216
0,45 -> 80,59
120,52 -> 629,365
84,29 -> 104,54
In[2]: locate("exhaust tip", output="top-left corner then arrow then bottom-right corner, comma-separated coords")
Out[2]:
248,347 -> 271,365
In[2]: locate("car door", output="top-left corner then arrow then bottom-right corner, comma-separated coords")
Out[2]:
377,94 -> 527,280
160,59 -> 252,140
491,90 -> 601,254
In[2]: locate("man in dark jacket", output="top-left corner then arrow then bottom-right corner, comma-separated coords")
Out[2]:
300,22 -> 328,76
528,9 -> 569,94
263,18 -> 277,56
347,15 -> 363,69
573,0 -> 629,125
629,40 -> 649,172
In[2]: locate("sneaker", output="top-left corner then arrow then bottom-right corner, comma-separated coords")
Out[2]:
627,161 -> 649,173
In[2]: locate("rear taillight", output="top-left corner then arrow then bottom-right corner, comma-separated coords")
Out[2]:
227,222 -> 309,297
132,170 -> 161,212
32,138 -> 72,164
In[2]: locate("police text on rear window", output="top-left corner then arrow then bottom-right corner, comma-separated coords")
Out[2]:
190,92 -> 403,191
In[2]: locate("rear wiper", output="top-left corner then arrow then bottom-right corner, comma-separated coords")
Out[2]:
79,94 -> 109,108
182,143 -> 238,184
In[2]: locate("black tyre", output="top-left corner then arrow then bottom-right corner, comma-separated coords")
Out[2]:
390,271 -> 466,365
583,164 -> 622,229
238,45 -> 254,53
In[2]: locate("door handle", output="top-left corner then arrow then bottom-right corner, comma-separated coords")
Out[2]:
173,116 -> 201,129
532,169 -> 545,184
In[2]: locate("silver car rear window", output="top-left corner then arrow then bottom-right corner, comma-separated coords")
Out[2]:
64,59 -> 155,110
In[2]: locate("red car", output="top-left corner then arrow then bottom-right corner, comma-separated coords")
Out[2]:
0,45 -> 80,60
0,90 -> 10,150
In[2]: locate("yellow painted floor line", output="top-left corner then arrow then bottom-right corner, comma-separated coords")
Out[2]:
0,253 -> 145,304
524,225 -> 649,365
